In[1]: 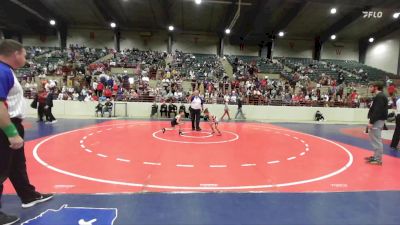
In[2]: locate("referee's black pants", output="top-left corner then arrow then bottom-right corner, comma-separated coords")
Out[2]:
191,108 -> 201,130
0,118 -> 40,207
391,114 -> 400,148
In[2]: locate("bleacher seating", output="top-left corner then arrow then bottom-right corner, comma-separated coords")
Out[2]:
226,55 -> 284,74
276,57 -> 397,84
322,59 -> 394,82
109,49 -> 166,69
172,52 -> 224,80
15,46 -> 110,78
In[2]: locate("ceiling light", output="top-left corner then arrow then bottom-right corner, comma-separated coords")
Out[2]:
278,31 -> 285,37
225,29 -> 231,34
369,37 -> 374,43
330,8 -> 337,14
330,34 -> 336,40
49,20 -> 56,26
110,22 -> 116,28
195,0 -> 202,4
393,12 -> 400,19
168,25 -> 174,31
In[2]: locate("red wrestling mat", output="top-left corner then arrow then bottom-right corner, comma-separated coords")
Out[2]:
4,121 -> 400,193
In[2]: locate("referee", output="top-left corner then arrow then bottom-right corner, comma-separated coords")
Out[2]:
0,40 -> 53,225
190,90 -> 204,131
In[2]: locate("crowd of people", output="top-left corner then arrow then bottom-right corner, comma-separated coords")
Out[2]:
18,45 -> 111,80
16,46 -> 396,114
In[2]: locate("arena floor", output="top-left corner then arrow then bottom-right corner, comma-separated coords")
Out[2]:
2,118 -> 400,225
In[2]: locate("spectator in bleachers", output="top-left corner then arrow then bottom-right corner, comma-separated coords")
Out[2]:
72,91 -> 79,101
96,81 -> 104,97
350,90 -> 360,108
388,82 -> 397,97
104,87 -> 112,99
337,72 -> 345,85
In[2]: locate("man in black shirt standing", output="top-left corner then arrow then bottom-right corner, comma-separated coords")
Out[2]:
235,97 -> 246,120
366,82 -> 388,165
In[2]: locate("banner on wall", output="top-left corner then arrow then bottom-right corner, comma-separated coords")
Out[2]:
335,48 -> 343,55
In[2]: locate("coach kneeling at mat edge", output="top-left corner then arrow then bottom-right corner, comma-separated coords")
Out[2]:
190,90 -> 204,131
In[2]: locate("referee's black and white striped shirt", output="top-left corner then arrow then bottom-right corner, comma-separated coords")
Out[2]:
0,62 -> 26,119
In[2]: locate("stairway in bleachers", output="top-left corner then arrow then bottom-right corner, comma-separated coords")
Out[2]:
221,57 -> 233,78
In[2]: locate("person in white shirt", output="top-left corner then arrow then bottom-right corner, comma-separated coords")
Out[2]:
84,94 -> 92,102
174,91 -> 179,100
224,94 -> 230,103
142,76 -> 149,83
57,93 -> 64,100
24,82 -> 31,91
230,91 -> 237,103
72,92 -> 79,101
81,88 -> 87,97
390,97 -> 400,150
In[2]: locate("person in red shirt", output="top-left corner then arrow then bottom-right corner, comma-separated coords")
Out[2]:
96,82 -> 104,97
350,90 -> 358,101
388,83 -> 396,97
261,78 -> 268,92
350,90 -> 359,107
113,83 -> 118,92
112,83 -> 118,98
104,87 -> 112,98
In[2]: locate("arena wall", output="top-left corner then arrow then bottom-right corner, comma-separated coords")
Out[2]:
321,41 -> 359,61
365,30 -> 400,75
120,31 -> 167,52
23,35 -> 59,48
25,100 -> 369,123
173,33 -> 219,54
273,39 -> 314,59
67,28 -> 115,48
